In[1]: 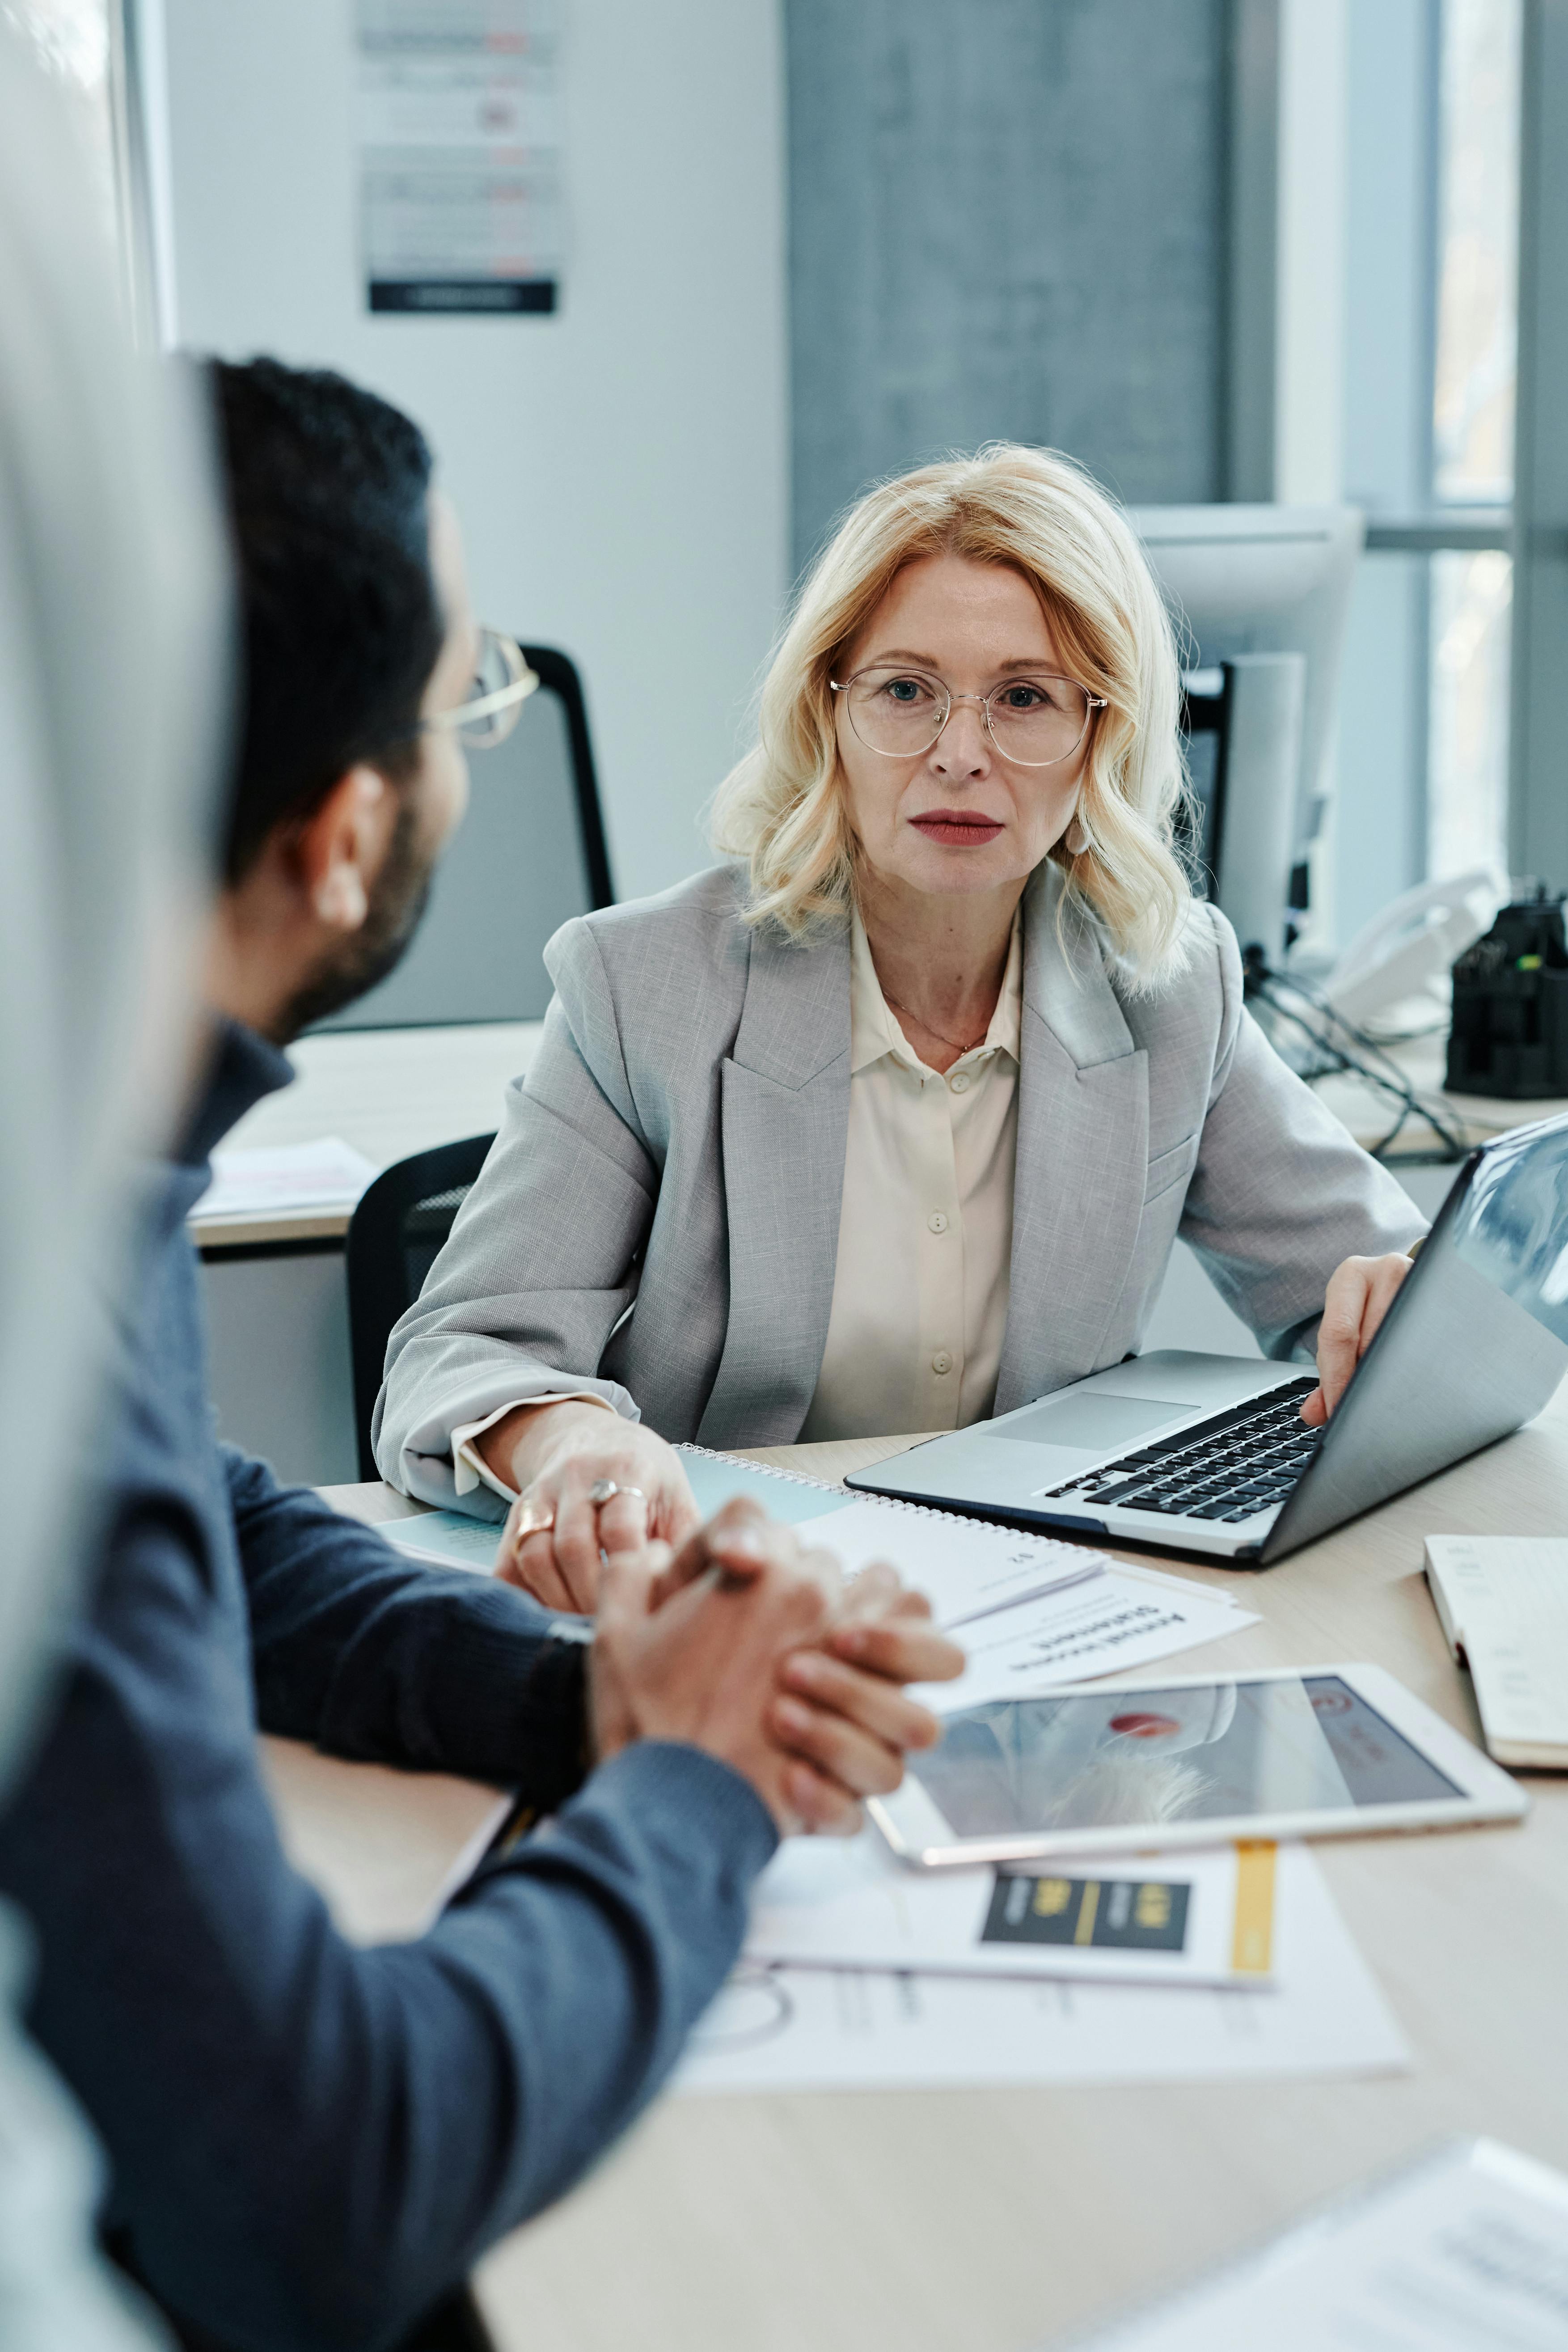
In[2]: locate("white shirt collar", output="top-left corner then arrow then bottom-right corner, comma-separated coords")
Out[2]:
848,904 -> 1024,1078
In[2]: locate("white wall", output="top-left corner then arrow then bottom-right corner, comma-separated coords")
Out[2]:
156,0 -> 788,900
1272,0 -> 1348,506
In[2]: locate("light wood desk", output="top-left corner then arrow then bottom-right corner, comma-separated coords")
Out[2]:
267,1408 -> 1568,2352
191,1020 -> 542,1252
194,1023 -> 542,1485
194,1016 -> 1554,1483
1310,1027 -> 1568,1162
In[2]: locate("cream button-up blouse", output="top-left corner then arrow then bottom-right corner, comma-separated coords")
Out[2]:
799,909 -> 1023,1443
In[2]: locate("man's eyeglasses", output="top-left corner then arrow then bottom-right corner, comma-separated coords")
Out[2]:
421,627 -> 539,749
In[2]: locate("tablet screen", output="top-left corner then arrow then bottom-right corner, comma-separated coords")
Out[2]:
909,1675 -> 1461,1839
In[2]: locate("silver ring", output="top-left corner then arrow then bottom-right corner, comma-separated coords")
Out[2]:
587,1478 -> 647,1509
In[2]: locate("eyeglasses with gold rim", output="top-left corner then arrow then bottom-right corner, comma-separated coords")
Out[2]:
419,626 -> 540,750
830,664 -> 1107,768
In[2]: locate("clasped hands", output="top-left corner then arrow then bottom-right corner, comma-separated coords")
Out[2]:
479,1239 -> 1418,1831
478,1400 -> 964,1836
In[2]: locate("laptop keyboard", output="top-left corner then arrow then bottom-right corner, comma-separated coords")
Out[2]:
1040,1375 -> 1323,1525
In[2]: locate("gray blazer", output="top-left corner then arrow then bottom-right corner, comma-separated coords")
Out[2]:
375,862 -> 1425,1508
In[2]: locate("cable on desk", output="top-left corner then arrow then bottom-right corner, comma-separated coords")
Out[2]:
1241,950 -> 1471,1164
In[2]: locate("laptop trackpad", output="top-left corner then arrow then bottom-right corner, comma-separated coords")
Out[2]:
992,1393 -> 1188,1451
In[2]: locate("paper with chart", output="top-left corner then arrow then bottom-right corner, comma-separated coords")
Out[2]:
746,1829 -> 1278,1988
1077,2138 -> 1568,2350
676,1844 -> 1407,2095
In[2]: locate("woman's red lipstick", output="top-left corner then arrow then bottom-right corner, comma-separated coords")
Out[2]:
910,809 -> 1005,846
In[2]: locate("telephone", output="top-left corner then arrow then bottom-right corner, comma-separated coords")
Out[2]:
1322,868 -> 1505,1033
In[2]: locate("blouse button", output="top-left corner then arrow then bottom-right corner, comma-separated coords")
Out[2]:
949,1071 -> 971,1094
931,1350 -> 954,1375
927,1210 -> 949,1234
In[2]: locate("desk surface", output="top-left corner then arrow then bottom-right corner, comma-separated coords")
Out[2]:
191,1020 -> 542,1251
196,1015 -> 1568,1254
277,1409 -> 1568,2352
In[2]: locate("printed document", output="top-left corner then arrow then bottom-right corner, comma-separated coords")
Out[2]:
1078,2138 -> 1568,2349
676,1845 -> 1407,2095
918,1565 -> 1257,1705
747,1830 -> 1279,1988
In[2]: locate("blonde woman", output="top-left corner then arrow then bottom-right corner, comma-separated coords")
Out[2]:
375,446 -> 1424,1608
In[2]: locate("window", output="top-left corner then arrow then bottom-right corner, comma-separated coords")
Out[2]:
1338,0 -> 1522,940
2,0 -> 118,235
1427,0 -> 1521,882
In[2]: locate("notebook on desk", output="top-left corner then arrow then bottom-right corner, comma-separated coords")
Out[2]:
1424,1535 -> 1568,1768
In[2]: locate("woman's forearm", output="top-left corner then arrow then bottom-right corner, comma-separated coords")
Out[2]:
474,1398 -> 617,1496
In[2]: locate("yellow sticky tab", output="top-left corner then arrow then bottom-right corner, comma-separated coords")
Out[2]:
1073,1879 -> 1101,1946
1230,1840 -> 1276,1974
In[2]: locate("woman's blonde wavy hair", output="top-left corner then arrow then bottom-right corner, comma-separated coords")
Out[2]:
711,443 -> 1194,985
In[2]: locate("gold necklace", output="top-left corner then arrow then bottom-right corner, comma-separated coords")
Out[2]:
883,989 -> 990,1058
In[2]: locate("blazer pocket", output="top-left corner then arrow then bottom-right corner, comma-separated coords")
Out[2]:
1143,1130 -> 1200,1207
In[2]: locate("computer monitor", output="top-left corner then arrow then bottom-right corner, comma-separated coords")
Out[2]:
1128,504 -> 1364,942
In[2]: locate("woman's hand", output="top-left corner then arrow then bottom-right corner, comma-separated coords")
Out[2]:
1301,1251 -> 1415,1426
488,1400 -> 700,1612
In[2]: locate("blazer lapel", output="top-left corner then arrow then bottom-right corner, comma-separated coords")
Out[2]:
697,921 -> 851,1445
995,867 -> 1150,1412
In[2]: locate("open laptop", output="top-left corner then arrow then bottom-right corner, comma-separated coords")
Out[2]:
848,1110 -> 1568,1566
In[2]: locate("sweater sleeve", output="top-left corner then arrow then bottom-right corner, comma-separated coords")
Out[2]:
226,1444 -> 589,1810
0,1468 -> 774,2352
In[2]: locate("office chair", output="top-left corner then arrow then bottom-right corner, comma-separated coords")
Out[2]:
347,1131 -> 497,1482
313,642 -> 613,1032
396,2285 -> 499,2352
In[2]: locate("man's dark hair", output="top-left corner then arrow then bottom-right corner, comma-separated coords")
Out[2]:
211,357 -> 445,882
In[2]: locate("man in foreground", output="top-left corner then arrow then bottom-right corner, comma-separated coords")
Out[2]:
0,357 -> 961,2352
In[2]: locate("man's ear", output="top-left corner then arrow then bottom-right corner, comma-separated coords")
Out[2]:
292,766 -> 392,935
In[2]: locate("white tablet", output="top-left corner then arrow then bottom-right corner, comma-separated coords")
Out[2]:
868,1663 -> 1528,1868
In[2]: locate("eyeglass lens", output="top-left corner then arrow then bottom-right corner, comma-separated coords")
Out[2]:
458,630 -> 527,748
844,668 -> 1091,766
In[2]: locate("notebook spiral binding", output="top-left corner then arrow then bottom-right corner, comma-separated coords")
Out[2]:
673,1443 -> 1065,1550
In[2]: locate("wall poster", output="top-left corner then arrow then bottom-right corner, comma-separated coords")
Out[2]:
356,0 -> 562,314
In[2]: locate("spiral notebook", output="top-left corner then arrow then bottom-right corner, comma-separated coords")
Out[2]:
378,1447 -> 1255,1676
673,1445 -> 1247,1637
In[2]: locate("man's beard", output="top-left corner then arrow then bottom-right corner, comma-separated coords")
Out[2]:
270,796 -> 435,1043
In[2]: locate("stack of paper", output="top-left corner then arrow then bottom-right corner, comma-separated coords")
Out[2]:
1074,2138 -> 1568,2348
386,1453 -> 1260,1704
674,1451 -> 1263,1692
381,1457 -> 1261,1698
675,1840 -> 1407,2095
386,1453 -> 1406,2098
196,1136 -> 378,1222
658,1454 -> 1404,2098
1424,1534 -> 1568,1768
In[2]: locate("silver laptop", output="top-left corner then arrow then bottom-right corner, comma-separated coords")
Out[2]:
848,1111 -> 1568,1565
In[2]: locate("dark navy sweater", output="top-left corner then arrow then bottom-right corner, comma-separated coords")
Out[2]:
0,1023 -> 775,2352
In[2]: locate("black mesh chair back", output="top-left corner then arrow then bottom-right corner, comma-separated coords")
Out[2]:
1178,668 -> 1230,900
347,1132 -> 497,1482
310,643 -> 613,1032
